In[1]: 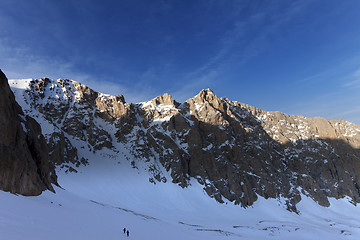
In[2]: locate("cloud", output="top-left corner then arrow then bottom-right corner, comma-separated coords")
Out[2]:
343,69 -> 360,88
296,54 -> 360,85
278,92 -> 360,124
81,77 -> 162,104
288,60 -> 360,124
172,0 -> 314,102
0,39 -> 143,102
0,39 -> 84,80
172,69 -> 219,102
0,36 -> 167,104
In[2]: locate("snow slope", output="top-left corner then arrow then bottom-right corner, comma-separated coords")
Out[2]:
3,79 -> 360,239
2,150 -> 360,240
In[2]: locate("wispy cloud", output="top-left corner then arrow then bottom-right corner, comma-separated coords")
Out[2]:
172,69 -> 219,102
2,41 -> 160,104
278,91 -> 360,124
0,39 -> 85,80
172,0 -> 314,101
343,69 -> 360,88
296,54 -> 360,85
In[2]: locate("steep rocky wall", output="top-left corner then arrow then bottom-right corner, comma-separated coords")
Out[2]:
127,89 -> 360,212
0,70 -> 54,195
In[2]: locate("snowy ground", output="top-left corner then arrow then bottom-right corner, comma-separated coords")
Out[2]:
4,79 -> 360,239
2,153 -> 360,240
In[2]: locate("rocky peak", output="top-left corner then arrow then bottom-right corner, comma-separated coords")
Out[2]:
115,94 -> 126,103
8,74 -> 360,213
33,78 -> 51,98
186,89 -> 228,125
150,93 -> 174,106
140,93 -> 179,122
95,93 -> 130,121
19,77 -> 116,153
193,89 -> 222,106
72,81 -> 98,103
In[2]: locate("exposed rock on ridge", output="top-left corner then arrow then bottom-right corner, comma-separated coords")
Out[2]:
0,70 -> 54,195
130,89 -> 360,211
9,77 -> 360,212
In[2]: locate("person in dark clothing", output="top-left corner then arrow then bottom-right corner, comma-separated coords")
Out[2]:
123,228 -> 126,234
126,230 -> 129,237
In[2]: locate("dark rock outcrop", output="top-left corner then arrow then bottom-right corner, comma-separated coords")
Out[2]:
48,131 -> 80,165
0,70 -> 54,195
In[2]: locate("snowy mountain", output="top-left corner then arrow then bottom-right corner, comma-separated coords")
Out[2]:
2,71 -> 360,239
8,76 -> 360,210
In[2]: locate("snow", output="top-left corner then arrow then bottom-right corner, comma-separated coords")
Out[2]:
4,78 -> 360,239
140,101 -> 178,122
8,78 -> 32,90
8,79 -> 32,112
3,152 -> 360,240
202,143 -> 213,151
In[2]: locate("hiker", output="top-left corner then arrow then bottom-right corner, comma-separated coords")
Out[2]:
126,230 -> 129,237
123,227 -> 126,234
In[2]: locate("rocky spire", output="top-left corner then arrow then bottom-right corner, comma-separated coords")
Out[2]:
151,93 -> 175,106
185,89 -> 228,125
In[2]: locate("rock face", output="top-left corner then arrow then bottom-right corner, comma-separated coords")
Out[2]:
129,89 -> 360,212
0,70 -> 54,195
27,78 -> 129,152
9,77 -> 360,212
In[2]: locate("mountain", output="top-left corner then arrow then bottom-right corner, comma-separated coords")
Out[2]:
3,72 -> 360,239
7,75 -> 360,213
0,70 -> 54,195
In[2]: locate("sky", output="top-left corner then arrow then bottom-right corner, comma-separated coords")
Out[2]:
1,0 -> 360,124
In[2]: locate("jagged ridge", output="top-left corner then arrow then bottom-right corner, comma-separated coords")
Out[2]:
9,77 -> 360,211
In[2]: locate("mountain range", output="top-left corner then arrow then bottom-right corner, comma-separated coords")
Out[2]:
2,69 -> 360,239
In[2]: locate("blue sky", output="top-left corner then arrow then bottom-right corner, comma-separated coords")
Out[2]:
1,0 -> 360,124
